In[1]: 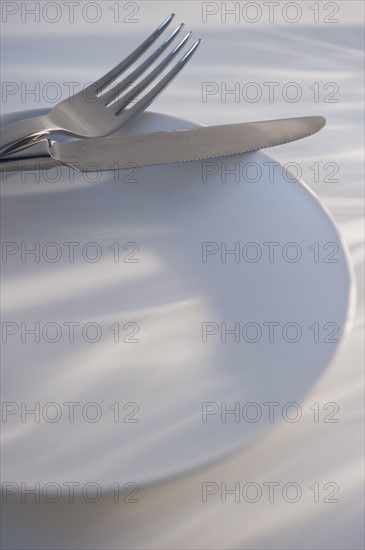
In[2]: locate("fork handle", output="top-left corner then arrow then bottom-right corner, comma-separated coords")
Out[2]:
0,114 -> 54,157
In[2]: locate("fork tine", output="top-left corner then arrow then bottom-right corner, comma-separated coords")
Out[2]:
102,23 -> 184,106
112,33 -> 196,115
87,14 -> 175,96
113,39 -> 201,125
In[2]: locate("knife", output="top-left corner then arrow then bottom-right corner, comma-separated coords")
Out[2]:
0,116 -> 325,173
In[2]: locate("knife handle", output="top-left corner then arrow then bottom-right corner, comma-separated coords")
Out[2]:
0,115 -> 52,157
0,156 -> 63,174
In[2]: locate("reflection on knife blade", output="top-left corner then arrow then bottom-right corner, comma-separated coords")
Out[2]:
0,116 -> 325,173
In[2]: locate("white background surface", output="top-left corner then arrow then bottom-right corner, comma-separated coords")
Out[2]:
1,1 -> 364,548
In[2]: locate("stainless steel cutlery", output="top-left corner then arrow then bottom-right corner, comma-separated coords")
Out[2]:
0,14 -> 200,157
0,16 -> 326,173
0,117 -> 326,173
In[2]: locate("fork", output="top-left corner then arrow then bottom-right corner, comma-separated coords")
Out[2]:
0,14 -> 201,158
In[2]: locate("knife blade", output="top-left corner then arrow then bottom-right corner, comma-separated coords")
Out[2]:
1,116 -> 325,173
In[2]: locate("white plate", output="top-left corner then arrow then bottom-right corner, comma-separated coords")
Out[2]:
1,111 -> 355,488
